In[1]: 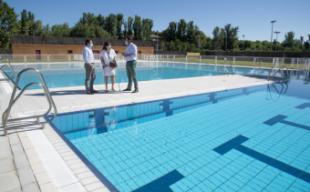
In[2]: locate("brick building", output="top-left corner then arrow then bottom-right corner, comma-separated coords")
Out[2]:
11,36 -> 154,55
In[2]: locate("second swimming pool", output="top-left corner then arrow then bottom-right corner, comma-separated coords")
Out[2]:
4,62 -> 268,89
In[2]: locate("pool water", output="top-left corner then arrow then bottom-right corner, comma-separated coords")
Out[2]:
4,62 -> 267,89
50,79 -> 310,192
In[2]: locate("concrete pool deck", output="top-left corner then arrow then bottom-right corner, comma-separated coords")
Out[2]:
0,74 -> 269,192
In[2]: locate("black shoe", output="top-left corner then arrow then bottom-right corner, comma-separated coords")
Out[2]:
91,90 -> 99,94
123,88 -> 131,92
132,89 -> 139,93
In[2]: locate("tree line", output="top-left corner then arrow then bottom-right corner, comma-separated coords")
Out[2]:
0,0 -> 309,53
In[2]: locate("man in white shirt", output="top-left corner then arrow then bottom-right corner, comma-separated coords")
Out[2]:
83,39 -> 97,94
123,35 -> 139,93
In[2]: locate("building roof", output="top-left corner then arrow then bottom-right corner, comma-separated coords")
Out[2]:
11,36 -> 154,46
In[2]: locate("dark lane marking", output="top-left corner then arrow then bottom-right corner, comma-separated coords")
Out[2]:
214,135 -> 310,183
132,170 -> 184,192
160,99 -> 174,116
296,103 -> 310,109
264,115 -> 310,131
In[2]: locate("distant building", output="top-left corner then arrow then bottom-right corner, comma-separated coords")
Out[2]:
11,36 -> 154,55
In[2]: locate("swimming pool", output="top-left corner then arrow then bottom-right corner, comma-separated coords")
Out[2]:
49,79 -> 310,191
3,62 -> 269,89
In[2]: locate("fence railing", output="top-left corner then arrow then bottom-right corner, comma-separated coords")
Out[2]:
139,54 -> 310,70
1,54 -> 310,70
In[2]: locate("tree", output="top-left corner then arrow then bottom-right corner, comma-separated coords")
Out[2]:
177,19 -> 187,41
105,14 -> 117,37
223,24 -> 239,50
71,12 -> 111,38
41,24 -> 51,37
194,30 -> 208,50
18,9 -> 43,36
51,23 -> 71,37
162,22 -> 177,41
116,14 -> 123,39
211,26 -> 224,50
186,21 -> 195,43
282,31 -> 295,48
141,18 -> 153,40
126,16 -> 134,36
0,0 -> 18,50
133,15 -> 142,40
19,9 -> 35,35
304,34 -> 310,50
161,19 -> 208,52
33,20 -> 43,35
19,10 -> 29,35
97,14 -> 105,28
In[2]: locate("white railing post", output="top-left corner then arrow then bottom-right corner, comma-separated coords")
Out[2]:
297,58 -> 300,70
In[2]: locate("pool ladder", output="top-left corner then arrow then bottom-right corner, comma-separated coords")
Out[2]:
1,67 -> 57,135
267,58 -> 289,82
0,59 -> 19,88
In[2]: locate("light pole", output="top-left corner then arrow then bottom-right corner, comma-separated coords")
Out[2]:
270,20 -> 277,42
152,35 -> 160,54
274,31 -> 281,42
224,30 -> 228,51
241,34 -> 245,50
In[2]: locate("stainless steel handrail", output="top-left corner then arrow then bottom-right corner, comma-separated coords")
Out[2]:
0,59 -> 20,89
2,67 -> 57,135
267,58 -> 284,81
0,57 -> 16,76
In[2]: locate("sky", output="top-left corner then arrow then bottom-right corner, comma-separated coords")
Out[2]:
5,0 -> 310,41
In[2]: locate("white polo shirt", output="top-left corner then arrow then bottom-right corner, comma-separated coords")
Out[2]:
83,46 -> 94,64
124,42 -> 138,61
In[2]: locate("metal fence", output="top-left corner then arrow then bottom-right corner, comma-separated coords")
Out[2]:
0,54 -> 310,71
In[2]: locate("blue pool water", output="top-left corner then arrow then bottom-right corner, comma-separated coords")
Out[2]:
4,62 -> 265,89
50,79 -> 310,192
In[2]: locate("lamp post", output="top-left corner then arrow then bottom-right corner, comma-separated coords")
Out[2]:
224,30 -> 228,51
274,31 -> 281,42
270,20 -> 277,42
242,34 -> 245,50
152,35 -> 160,54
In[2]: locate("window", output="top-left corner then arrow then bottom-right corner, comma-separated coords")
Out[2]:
35,50 -> 41,60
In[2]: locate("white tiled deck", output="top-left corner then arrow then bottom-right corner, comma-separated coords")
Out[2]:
0,74 -> 269,192
12,74 -> 268,116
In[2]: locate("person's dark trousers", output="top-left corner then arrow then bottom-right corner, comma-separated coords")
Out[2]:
125,60 -> 138,91
84,63 -> 96,92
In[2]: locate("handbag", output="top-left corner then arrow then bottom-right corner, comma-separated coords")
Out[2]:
109,60 -> 117,68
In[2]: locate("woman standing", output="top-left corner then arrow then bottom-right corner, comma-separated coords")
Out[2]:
100,42 -> 117,92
